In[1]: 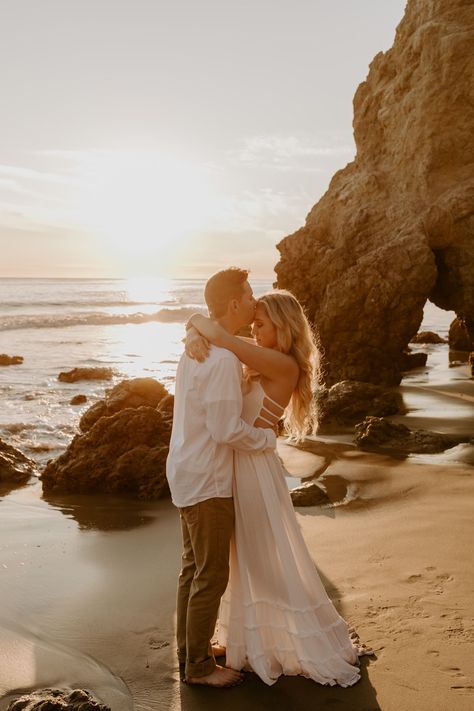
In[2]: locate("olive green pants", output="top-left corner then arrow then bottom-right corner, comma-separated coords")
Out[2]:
177,496 -> 234,678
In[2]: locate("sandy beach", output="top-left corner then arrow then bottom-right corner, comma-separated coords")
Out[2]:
1,359 -> 473,711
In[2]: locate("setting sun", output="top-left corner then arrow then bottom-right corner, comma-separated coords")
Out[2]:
73,150 -> 217,274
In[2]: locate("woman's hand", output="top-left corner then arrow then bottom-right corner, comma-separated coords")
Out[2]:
184,326 -> 210,362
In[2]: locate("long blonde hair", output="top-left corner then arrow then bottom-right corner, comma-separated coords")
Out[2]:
257,289 -> 318,441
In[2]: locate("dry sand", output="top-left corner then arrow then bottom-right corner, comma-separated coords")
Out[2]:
0,365 -> 473,711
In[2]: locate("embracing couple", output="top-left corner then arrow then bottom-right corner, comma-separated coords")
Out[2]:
166,267 -> 371,689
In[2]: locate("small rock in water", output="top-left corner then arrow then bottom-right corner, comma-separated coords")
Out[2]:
58,367 -> 114,383
70,394 -> 88,405
7,688 -> 110,711
0,438 -> 37,484
315,380 -> 404,429
400,351 -> 428,370
290,481 -> 331,507
354,416 -> 467,454
410,331 -> 447,344
0,353 -> 23,366
449,318 -> 472,352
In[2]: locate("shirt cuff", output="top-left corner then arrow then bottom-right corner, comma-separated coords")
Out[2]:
264,428 -> 277,450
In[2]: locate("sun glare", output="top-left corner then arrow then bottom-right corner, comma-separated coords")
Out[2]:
73,150 -> 216,275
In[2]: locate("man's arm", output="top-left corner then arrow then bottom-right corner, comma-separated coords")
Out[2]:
199,354 -> 276,452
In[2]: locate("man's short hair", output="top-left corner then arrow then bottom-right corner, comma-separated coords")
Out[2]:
204,267 -> 249,318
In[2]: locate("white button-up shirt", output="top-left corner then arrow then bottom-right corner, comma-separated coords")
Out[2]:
166,345 -> 276,508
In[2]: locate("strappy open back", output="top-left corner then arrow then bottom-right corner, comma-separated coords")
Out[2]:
256,382 -> 285,428
241,378 -> 286,430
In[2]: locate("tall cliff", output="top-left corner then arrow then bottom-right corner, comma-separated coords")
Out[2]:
275,0 -> 474,385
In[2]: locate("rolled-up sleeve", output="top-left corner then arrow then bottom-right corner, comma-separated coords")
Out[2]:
200,356 -> 276,452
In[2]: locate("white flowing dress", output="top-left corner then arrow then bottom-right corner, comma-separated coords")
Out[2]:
217,380 -> 361,687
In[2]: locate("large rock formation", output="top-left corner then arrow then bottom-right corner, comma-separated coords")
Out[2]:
43,378 -> 173,500
42,406 -> 172,499
79,377 -> 170,432
276,0 -> 474,386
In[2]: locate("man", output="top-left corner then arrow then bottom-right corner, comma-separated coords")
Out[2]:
166,267 -> 277,688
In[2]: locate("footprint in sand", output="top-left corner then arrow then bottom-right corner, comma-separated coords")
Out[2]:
407,574 -> 423,583
405,569 -> 454,596
148,638 -> 170,650
443,618 -> 474,643
432,573 -> 454,595
441,665 -> 474,696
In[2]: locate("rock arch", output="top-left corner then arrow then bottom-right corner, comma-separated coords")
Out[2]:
275,0 -> 474,386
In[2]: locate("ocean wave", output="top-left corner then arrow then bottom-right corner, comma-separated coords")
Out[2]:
0,298 -> 167,308
0,422 -> 63,434
0,307 -> 205,331
1,422 -> 37,433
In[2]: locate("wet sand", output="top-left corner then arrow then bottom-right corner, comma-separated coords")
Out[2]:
1,360 -> 473,711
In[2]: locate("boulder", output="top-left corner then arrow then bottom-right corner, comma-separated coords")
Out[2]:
0,438 -> 37,487
410,331 -> 447,344
354,416 -> 468,454
80,377 -> 170,432
290,481 -> 330,507
7,688 -> 110,711
58,367 -> 114,383
42,406 -> 171,499
449,317 -> 473,351
315,380 -> 404,429
275,0 -> 474,386
400,351 -> 428,371
0,354 -> 23,366
70,394 -> 87,405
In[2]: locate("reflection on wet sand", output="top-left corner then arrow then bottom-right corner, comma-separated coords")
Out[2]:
0,483 -> 181,710
42,491 -> 159,532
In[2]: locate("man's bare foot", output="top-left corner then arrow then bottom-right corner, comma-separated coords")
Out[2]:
212,643 -> 226,657
185,664 -> 243,688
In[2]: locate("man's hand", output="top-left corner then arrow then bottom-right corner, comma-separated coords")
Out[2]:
184,326 -> 210,362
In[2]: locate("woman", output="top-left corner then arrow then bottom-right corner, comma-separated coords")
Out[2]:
186,289 -> 371,686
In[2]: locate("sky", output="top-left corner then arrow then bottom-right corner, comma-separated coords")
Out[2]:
0,0 -> 407,279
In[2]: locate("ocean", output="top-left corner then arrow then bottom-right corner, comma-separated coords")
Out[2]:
0,277 -> 273,465
0,277 -> 455,468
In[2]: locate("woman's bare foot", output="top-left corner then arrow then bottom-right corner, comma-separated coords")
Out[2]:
355,642 -> 375,656
185,664 -> 243,687
348,626 -> 374,656
212,643 -> 226,657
